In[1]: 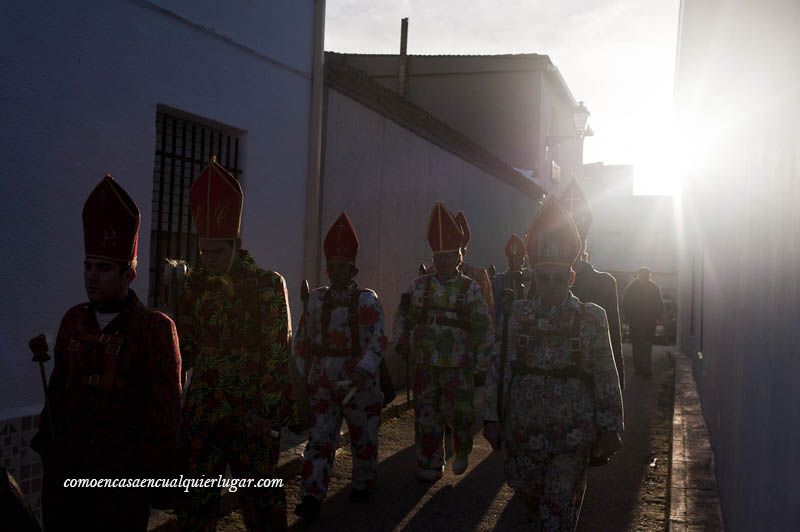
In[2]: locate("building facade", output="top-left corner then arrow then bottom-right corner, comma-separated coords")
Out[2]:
1,0 -> 325,513
674,0 -> 800,529
327,52 -> 589,195
319,63 -> 544,383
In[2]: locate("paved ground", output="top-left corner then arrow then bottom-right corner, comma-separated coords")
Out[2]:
579,345 -> 674,532
214,344 -> 674,532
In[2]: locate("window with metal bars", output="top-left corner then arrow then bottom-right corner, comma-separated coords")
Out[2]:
148,108 -> 242,308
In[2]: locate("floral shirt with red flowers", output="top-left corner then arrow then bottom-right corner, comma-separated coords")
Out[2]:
294,282 -> 387,380
394,273 -> 494,369
178,250 -> 293,426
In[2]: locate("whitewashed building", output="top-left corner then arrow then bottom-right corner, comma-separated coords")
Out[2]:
319,63 -> 544,380
327,52 -> 591,196
1,0 -> 325,512
674,0 -> 800,529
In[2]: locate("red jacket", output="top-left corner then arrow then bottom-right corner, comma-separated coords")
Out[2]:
32,291 -> 182,477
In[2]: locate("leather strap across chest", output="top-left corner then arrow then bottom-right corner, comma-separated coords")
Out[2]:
512,304 -> 590,382
502,271 -> 526,300
316,288 -> 362,357
419,275 -> 472,330
66,313 -> 132,393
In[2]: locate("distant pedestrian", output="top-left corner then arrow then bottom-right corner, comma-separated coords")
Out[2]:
622,267 -> 664,377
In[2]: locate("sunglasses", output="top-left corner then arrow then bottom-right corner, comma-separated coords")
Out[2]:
535,273 -> 568,284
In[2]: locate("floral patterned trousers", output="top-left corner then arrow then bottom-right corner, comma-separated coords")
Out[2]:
178,415 -> 286,532
300,377 -> 383,501
506,450 -> 588,532
413,365 -> 476,470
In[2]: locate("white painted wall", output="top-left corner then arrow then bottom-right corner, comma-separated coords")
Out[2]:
0,0 -> 316,415
321,90 -> 542,382
675,1 -> 800,529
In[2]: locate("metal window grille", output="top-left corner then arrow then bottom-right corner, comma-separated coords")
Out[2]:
148,110 -> 242,307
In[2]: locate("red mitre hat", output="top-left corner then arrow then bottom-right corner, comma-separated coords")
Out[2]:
83,175 -> 140,267
427,202 -> 464,254
455,211 -> 471,248
324,212 -> 359,264
189,157 -> 243,239
504,233 -> 526,262
525,199 -> 581,268
559,179 -> 593,245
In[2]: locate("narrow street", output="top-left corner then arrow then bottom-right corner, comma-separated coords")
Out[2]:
219,345 -> 674,531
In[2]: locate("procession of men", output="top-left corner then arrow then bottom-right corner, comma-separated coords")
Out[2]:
20,159 -> 669,531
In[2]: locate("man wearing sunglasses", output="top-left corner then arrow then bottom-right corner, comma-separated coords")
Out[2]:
483,199 -> 624,531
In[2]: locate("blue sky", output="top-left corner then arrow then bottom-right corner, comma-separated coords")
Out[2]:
325,0 -> 682,193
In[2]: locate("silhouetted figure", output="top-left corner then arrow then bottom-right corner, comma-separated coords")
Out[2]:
455,211 -> 496,326
31,176 -> 182,532
177,159 -> 293,530
293,213 -> 387,521
572,252 -> 624,389
561,179 -> 625,388
395,202 -> 493,482
491,233 -> 527,334
622,267 -> 664,377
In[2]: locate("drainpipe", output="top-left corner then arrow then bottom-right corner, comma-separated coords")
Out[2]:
398,18 -> 409,96
303,0 -> 326,287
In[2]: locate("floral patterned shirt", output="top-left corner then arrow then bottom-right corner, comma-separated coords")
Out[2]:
178,250 -> 293,425
483,293 -> 624,453
394,273 -> 493,369
293,282 -> 387,381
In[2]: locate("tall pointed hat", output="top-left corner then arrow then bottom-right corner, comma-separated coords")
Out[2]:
525,199 -> 581,268
427,202 -> 463,254
455,211 -> 471,248
504,233 -> 526,262
559,179 -> 593,247
189,157 -> 243,239
324,212 -> 359,264
83,175 -> 141,268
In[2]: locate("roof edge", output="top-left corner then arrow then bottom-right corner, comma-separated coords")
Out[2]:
327,51 -> 550,60
324,62 -> 545,200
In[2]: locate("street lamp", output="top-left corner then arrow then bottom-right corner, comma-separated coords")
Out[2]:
545,101 -> 591,184
573,101 -> 590,135
547,101 -> 591,147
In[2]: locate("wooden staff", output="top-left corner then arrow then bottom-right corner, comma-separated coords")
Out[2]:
28,334 -> 54,435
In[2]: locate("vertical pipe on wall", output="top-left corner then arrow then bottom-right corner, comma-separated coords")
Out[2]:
303,0 -> 327,287
398,18 -> 409,96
